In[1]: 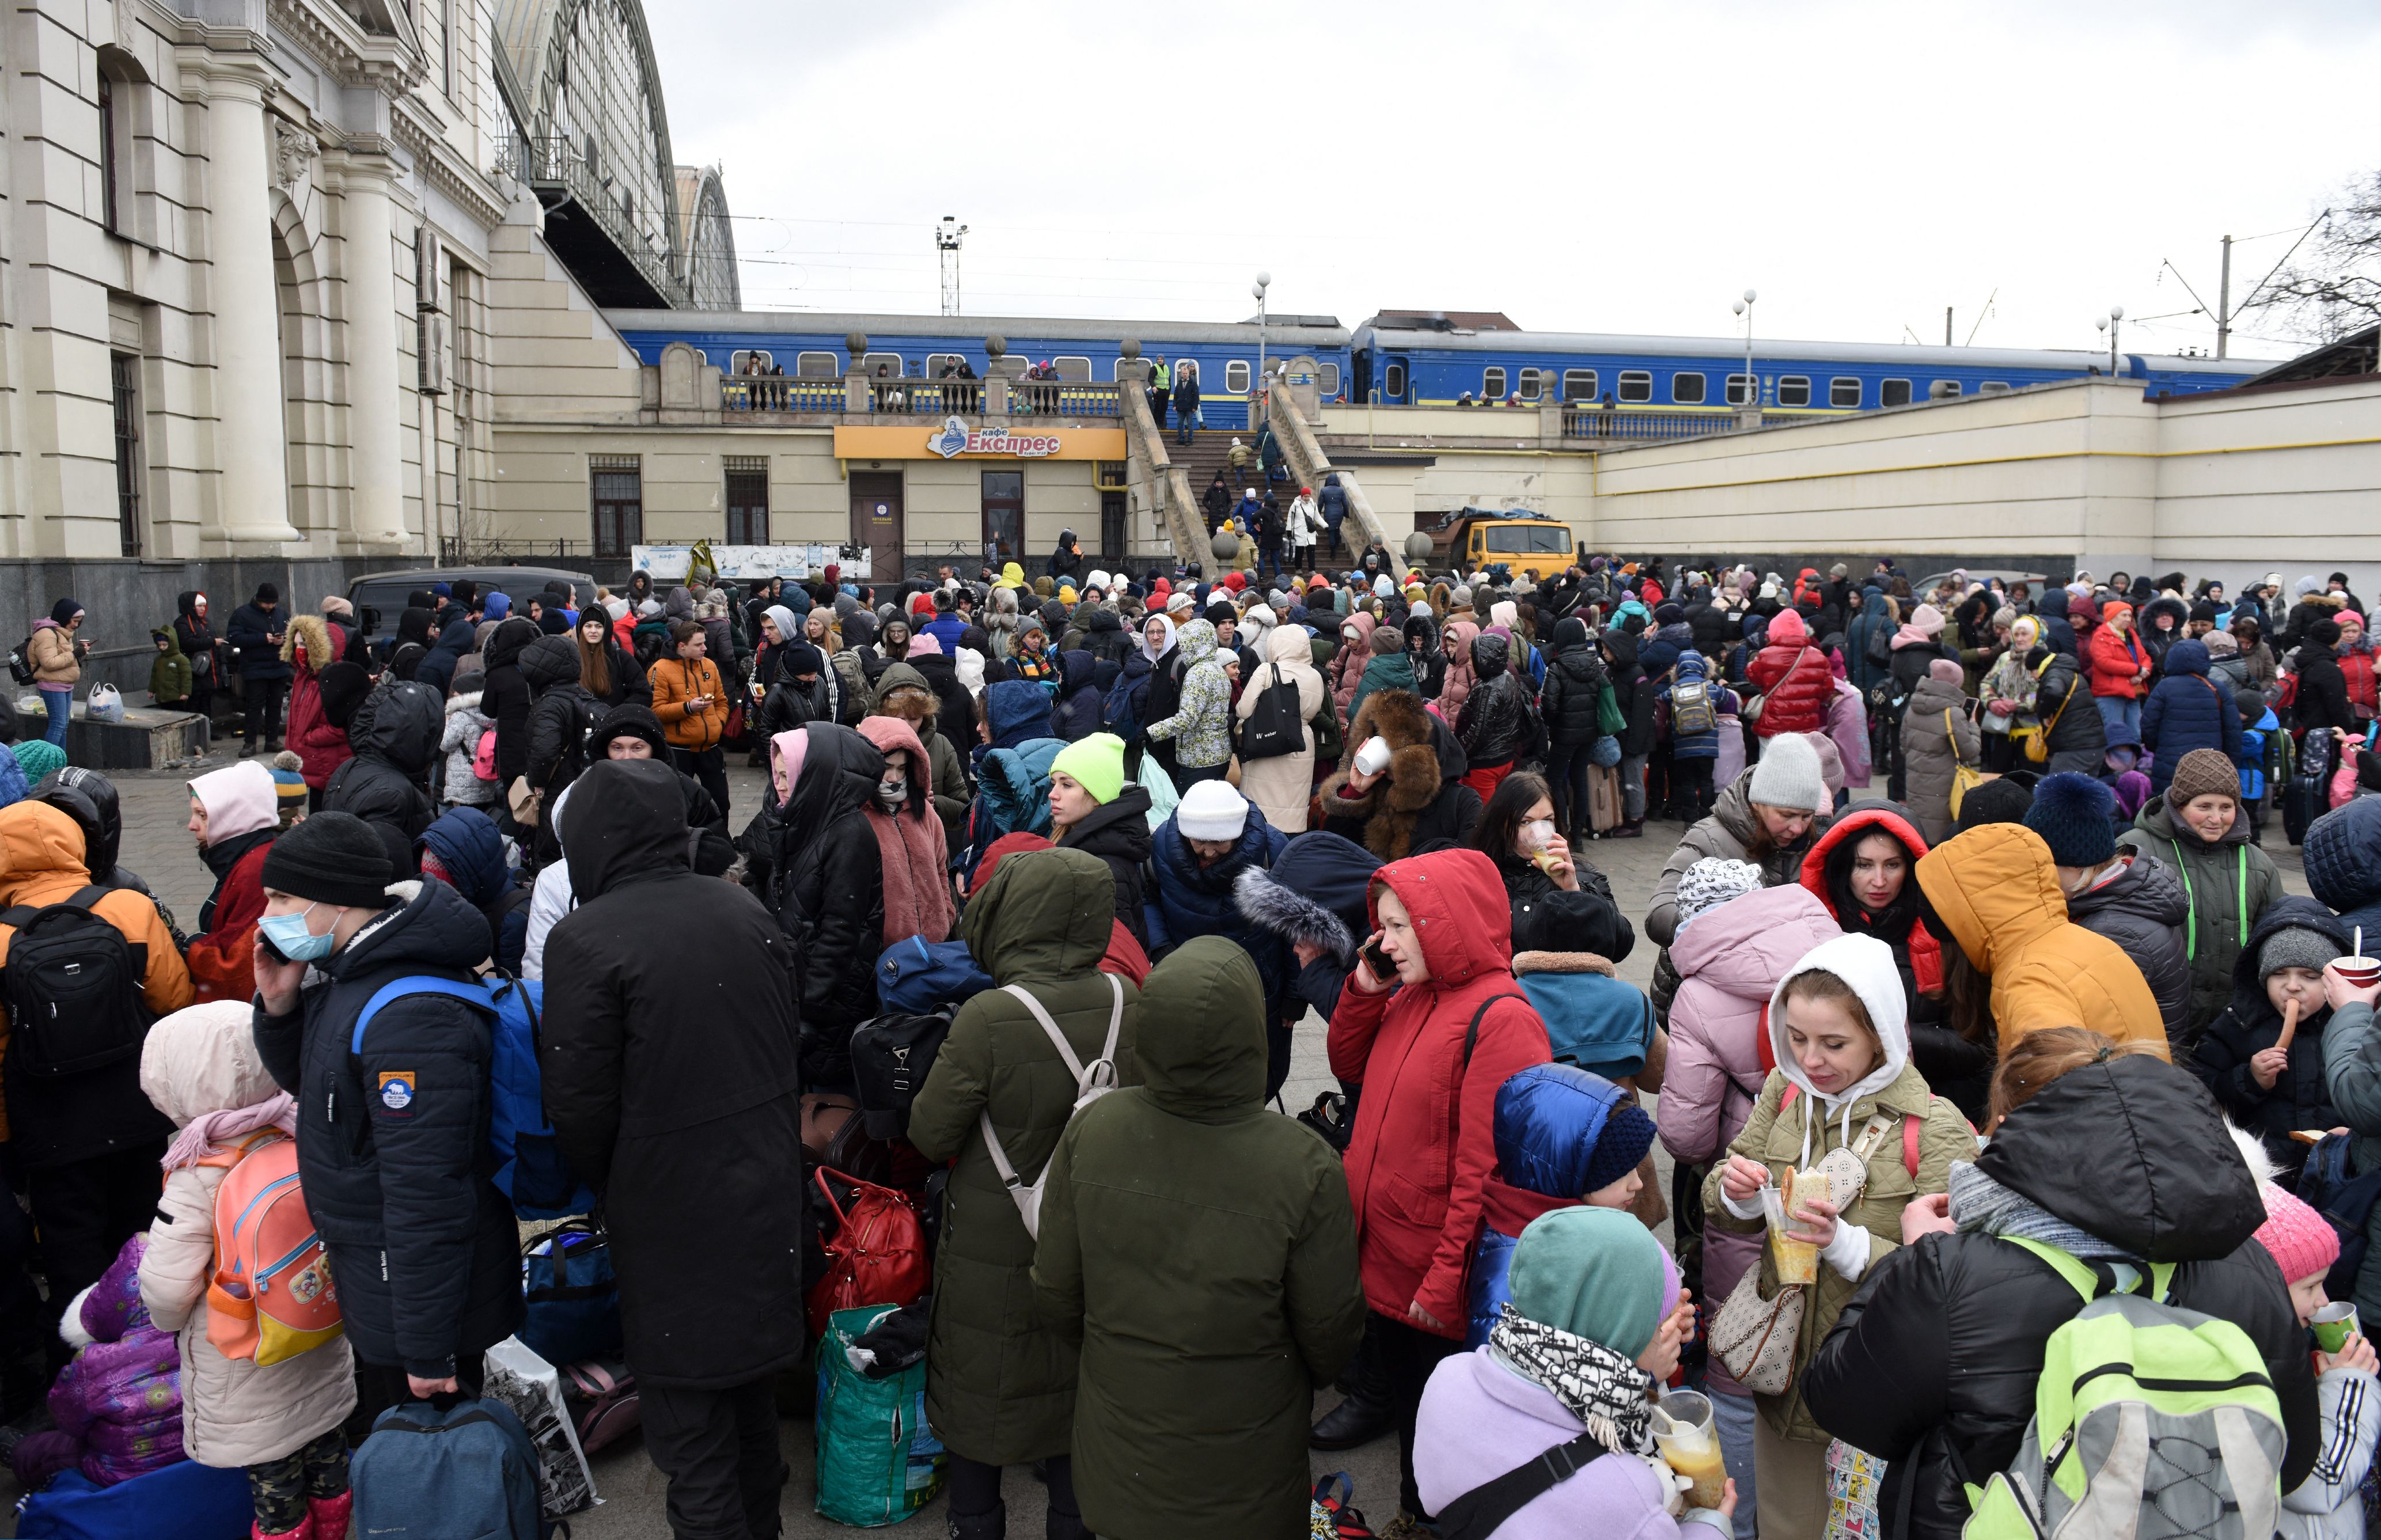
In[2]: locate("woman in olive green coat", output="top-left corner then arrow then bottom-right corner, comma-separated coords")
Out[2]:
909,846 -> 1141,1538
1034,937 -> 1366,1540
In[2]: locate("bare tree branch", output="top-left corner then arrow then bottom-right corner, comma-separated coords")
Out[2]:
2240,171 -> 2381,342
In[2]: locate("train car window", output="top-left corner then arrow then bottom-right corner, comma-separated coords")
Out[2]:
1618,370 -> 1652,403
1563,369 -> 1597,402
1724,374 -> 1756,406
1384,361 -> 1406,399
1672,372 -> 1707,405
1518,367 -> 1544,400
1226,360 -> 1251,393
731,350 -> 775,374
1931,380 -> 1963,399
928,352 -> 968,378
1777,376 -> 1812,408
1319,362 -> 1341,396
1830,377 -> 1861,408
860,352 -> 904,378
1482,367 -> 1507,399
1052,356 -> 1091,382
1979,381 -> 2011,396
797,351 -> 839,378
1880,378 -> 1913,407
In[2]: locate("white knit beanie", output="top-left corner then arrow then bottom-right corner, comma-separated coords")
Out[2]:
1176,778 -> 1250,842
1747,732 -> 1827,813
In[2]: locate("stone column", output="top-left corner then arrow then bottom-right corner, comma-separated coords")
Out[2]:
200,70 -> 299,544
338,155 -> 407,547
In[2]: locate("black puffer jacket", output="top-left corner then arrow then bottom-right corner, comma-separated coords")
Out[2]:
540,761 -> 807,1387
324,681 -> 439,876
740,723 -> 885,1092
2064,850 -> 2193,1045
1055,783 -> 1154,949
586,705 -> 732,856
252,877 -> 524,1378
1454,634 -> 1536,769
2295,642 -> 2358,735
479,617 -> 541,788
1803,1056 -> 2318,1540
1604,631 -> 1659,757
1400,617 -> 1446,701
1082,609 -> 1136,669
1538,619 -> 1609,749
522,634 -> 600,803
2034,642 -> 2105,773
2190,897 -> 2352,1185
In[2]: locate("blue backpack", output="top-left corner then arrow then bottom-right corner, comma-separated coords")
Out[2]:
1101,656 -> 1151,741
519,1217 -> 620,1368
16,1459 -> 251,1540
877,935 -> 994,1016
354,970 -> 597,1220
1515,969 -> 1658,1081
351,1397 -> 546,1540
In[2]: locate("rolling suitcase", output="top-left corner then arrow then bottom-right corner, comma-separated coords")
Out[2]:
2285,728 -> 2332,846
1586,764 -> 1622,835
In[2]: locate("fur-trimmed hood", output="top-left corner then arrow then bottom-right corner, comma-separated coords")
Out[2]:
279,612 -> 335,668
1510,950 -> 1618,977
1233,829 -> 1381,967
1316,688 -> 1462,861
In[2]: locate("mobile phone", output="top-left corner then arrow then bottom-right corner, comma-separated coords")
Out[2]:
257,930 -> 292,966
1359,936 -> 1394,980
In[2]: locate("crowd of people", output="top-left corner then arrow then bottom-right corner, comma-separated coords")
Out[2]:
4,548 -> 2381,1540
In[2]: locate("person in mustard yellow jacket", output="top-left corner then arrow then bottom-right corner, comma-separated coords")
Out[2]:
648,620 -> 731,821
1913,822 -> 2168,1056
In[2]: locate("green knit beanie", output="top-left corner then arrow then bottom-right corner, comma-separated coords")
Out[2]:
1049,733 -> 1127,805
1507,1207 -> 1672,1357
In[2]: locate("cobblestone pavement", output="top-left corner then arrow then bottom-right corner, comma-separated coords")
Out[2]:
18,769 -> 2306,1538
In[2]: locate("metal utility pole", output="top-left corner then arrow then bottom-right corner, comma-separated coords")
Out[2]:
1252,271 -> 1271,426
2216,234 -> 2233,359
1945,307 -> 1952,346
936,215 -> 968,317
1731,289 -> 1757,404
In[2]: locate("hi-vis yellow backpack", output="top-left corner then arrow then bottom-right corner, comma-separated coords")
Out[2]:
202,1131 -> 344,1365
1962,1236 -> 2283,1539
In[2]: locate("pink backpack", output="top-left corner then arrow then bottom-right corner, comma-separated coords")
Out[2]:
202,1131 -> 343,1365
473,727 -> 498,782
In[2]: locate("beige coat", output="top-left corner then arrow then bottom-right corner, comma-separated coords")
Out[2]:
136,1002 -> 355,1467
27,622 -> 79,685
1235,625 -> 1326,833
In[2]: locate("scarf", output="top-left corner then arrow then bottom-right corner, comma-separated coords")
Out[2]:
1949,1161 -> 2143,1268
164,1094 -> 297,1173
1487,1304 -> 1657,1455
865,801 -> 954,951
197,825 -> 276,933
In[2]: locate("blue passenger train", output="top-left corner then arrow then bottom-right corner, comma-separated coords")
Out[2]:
1348,316 -> 2265,412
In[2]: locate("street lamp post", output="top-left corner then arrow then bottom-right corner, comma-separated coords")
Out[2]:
2095,305 -> 2124,375
1252,271 -> 1271,430
1730,288 -> 1758,412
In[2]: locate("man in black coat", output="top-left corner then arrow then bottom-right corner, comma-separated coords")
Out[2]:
1802,1055 -> 2318,1540
251,813 -> 523,1428
2294,620 -> 2359,737
541,761 -> 805,1540
225,582 -> 290,754
478,616 -> 541,796
325,680 -> 439,876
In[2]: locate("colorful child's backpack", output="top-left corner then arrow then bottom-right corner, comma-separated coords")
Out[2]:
473,727 -> 498,782
203,1131 -> 343,1365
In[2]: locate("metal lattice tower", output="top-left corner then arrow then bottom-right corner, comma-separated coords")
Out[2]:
937,215 -> 968,317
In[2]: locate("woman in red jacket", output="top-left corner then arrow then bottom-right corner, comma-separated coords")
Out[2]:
1746,608 -> 1833,737
279,613 -> 351,800
2089,600 -> 2151,744
1325,845 -> 1551,1528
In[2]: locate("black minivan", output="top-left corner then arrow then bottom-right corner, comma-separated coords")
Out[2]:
344,566 -> 596,638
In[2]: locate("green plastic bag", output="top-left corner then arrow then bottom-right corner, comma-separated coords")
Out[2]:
815,1305 -> 945,1526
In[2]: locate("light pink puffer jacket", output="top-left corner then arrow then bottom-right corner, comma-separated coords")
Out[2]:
1659,883 -> 1841,1395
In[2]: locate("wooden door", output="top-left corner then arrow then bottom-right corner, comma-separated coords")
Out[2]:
849,471 -> 903,582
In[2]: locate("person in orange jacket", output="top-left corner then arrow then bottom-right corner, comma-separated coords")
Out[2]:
0,799 -> 196,1323
2090,600 -> 2151,743
648,620 -> 732,821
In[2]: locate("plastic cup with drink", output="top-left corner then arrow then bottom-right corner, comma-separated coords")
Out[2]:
1762,1167 -> 1825,1287
1651,1390 -> 1728,1511
2315,1302 -> 2362,1355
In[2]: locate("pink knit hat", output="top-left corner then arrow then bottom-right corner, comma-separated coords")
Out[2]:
1928,657 -> 1964,685
2253,1182 -> 2340,1285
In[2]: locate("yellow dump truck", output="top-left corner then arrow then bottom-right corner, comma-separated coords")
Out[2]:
1419,509 -> 1580,581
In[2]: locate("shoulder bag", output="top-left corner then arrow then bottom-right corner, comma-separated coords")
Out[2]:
1742,644 -> 1809,727
1945,709 -> 1986,818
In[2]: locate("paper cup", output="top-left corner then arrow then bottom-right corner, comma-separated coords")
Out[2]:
2315,1302 -> 2361,1354
2338,958 -> 2381,991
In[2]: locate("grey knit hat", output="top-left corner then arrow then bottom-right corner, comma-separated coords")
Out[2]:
2261,925 -> 2344,980
1747,732 -> 1828,813
1674,858 -> 1764,931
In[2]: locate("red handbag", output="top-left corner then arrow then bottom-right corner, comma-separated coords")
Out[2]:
806,1167 -> 929,1341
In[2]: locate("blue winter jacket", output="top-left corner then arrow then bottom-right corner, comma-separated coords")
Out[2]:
1655,650 -> 1738,760
1232,831 -> 1381,1023
2304,796 -> 2381,945
2140,640 -> 2240,793
1049,649 -> 1105,744
1466,1065 -> 1625,1348
418,805 -> 528,974
1146,809 -> 1291,1014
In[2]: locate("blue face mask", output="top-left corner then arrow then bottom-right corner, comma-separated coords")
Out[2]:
258,905 -> 338,963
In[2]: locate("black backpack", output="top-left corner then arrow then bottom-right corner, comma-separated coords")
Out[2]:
1237,665 -> 1306,761
1864,617 -> 1894,667
1,887 -> 149,1076
848,1008 -> 956,1140
6,635 -> 36,687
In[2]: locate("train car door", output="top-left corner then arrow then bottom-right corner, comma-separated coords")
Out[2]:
850,471 -> 904,582
1382,354 -> 1409,405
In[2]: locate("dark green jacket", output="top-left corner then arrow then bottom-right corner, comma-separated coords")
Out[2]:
2118,799 -> 2283,1042
1033,937 -> 1365,1539
909,847 -> 1142,1465
149,628 -> 192,703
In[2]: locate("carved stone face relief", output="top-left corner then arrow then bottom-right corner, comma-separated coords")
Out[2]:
273,122 -> 317,191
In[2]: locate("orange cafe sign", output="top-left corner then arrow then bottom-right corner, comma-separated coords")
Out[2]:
833,418 -> 1125,463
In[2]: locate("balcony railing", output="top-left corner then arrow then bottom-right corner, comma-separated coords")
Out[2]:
724,376 -> 847,414
867,378 -> 985,415
497,135 -> 688,309
1010,380 -> 1119,418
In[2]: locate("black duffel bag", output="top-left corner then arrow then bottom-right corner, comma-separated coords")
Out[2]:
848,1008 -> 956,1140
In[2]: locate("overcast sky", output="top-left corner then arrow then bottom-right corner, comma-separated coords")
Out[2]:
642,1 -> 2381,361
